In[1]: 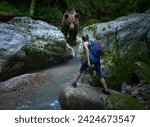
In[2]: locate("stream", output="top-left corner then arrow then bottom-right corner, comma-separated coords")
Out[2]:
0,56 -> 80,110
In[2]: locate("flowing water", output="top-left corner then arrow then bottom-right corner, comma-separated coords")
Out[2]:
0,57 -> 80,110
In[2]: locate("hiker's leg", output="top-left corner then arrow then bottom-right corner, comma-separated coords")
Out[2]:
95,63 -> 108,91
74,60 -> 88,83
74,72 -> 81,83
100,78 -> 108,91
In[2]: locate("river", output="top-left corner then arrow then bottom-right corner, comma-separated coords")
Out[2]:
0,56 -> 81,110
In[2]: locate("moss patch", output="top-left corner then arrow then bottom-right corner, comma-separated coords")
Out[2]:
106,92 -> 145,110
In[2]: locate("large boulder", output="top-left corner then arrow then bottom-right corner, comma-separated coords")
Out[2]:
0,73 -> 38,94
59,83 -> 144,110
80,12 -> 150,89
83,12 -> 150,50
0,22 -> 31,66
0,17 -> 74,81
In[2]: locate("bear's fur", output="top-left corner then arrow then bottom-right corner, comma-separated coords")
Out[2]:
61,9 -> 79,45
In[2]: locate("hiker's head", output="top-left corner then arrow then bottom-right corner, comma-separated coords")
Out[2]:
82,34 -> 89,42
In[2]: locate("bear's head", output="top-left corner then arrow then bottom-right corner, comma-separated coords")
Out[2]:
64,12 -> 79,31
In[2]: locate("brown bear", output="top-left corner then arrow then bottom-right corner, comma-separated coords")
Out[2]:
61,9 -> 79,45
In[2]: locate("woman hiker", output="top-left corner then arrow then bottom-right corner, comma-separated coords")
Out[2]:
71,34 -> 110,95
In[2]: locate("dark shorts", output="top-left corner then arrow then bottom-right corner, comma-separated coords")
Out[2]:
79,53 -> 103,79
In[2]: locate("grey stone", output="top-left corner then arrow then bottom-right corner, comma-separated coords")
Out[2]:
0,17 -> 74,81
59,83 -> 144,110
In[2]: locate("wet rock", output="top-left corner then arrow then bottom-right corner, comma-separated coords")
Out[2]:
121,82 -> 132,94
83,12 -> 150,50
0,17 -> 74,81
59,83 -> 144,110
59,83 -> 106,110
138,85 -> 150,102
131,87 -> 139,97
0,22 -> 31,66
0,73 -> 38,94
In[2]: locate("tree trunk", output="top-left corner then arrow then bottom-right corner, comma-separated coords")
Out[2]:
29,0 -> 37,16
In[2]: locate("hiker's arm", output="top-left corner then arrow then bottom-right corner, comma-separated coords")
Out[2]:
84,41 -> 91,67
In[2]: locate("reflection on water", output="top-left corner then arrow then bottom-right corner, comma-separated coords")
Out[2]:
16,101 -> 33,110
16,99 -> 61,110
49,99 -> 61,110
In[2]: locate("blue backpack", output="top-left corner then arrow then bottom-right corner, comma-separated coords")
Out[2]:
89,40 -> 103,58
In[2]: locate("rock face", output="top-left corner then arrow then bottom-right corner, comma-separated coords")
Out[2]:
121,83 -> 150,109
79,12 -> 150,89
0,22 -> 30,66
0,73 -> 38,94
0,17 -> 74,81
83,12 -> 150,50
59,83 -> 144,110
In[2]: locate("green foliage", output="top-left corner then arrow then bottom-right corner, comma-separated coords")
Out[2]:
123,42 -> 150,84
66,0 -> 105,25
0,0 -> 150,26
48,7 -> 63,26
87,25 -> 101,40
84,18 -> 99,26
106,29 -> 131,83
0,1 -> 20,13
90,74 -> 101,87
106,92 -> 145,109
36,5 -> 63,26
80,52 -> 86,63
66,0 -> 150,25
105,41 -> 150,85
135,62 -> 150,84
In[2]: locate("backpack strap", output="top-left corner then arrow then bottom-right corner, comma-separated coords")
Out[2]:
88,40 -> 95,53
88,40 -> 95,46
88,40 -> 92,50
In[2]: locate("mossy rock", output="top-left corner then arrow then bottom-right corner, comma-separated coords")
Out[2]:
105,92 -> 145,110
59,83 -> 145,110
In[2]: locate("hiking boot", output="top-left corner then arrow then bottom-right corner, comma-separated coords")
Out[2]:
102,88 -> 111,95
71,81 -> 77,88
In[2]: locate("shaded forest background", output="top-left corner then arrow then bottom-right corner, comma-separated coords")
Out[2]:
0,0 -> 150,27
